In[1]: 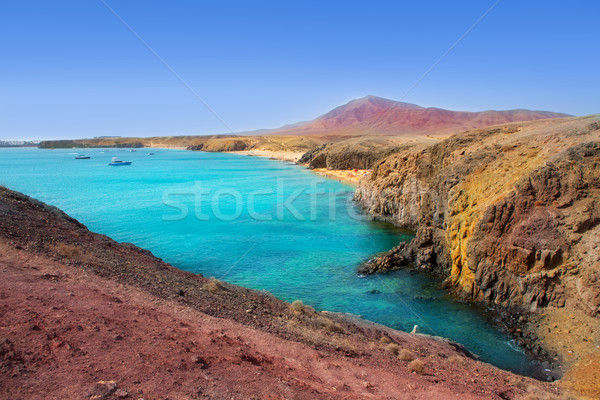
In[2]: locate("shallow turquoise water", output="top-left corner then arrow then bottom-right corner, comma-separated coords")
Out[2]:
0,147 -> 533,374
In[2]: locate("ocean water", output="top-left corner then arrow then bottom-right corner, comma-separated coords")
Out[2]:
0,147 -> 534,374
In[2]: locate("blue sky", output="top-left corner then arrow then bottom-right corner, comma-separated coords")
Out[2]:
1,0 -> 598,140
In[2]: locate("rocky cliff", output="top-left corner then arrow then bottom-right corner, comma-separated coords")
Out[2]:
355,116 -> 600,317
298,136 -> 433,170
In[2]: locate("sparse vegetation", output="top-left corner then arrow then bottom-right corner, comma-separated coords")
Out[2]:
315,316 -> 345,333
448,355 -> 464,364
398,349 -> 415,361
326,322 -> 345,333
50,242 -> 97,264
520,386 -> 577,400
385,343 -> 401,355
407,359 -> 425,374
379,336 -> 391,344
203,277 -> 224,293
288,301 -> 344,334
54,243 -> 81,258
289,300 -> 315,315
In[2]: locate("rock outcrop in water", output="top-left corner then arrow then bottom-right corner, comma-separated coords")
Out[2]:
355,116 -> 600,317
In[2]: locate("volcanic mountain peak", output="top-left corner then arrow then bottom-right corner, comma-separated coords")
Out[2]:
319,95 -> 422,121
270,95 -> 571,137
335,95 -> 422,111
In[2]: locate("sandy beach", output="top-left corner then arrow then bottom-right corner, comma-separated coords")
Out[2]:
311,168 -> 371,185
230,149 -> 306,163
228,149 -> 371,185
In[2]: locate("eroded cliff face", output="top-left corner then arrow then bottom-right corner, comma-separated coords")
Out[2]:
298,137 -> 431,170
355,116 -> 600,315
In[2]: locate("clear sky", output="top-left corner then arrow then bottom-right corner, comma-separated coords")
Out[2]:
1,0 -> 599,140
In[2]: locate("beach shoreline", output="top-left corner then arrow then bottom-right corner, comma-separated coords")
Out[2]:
310,167 -> 370,186
228,149 -> 305,163
226,149 -> 369,185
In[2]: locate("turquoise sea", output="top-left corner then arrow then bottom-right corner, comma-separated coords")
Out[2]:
0,147 -> 534,374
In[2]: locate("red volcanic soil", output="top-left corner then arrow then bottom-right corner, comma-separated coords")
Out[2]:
269,95 -> 570,137
0,187 -> 564,399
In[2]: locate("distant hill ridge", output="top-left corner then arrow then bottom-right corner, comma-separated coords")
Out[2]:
265,95 -> 571,136
39,95 -> 571,148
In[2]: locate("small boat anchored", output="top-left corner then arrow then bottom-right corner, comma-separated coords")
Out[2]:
108,157 -> 132,166
75,154 -> 90,159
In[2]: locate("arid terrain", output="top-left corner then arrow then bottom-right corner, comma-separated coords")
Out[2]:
16,97 -> 600,398
0,187 -> 570,399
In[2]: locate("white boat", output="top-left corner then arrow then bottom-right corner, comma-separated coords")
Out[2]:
108,157 -> 132,166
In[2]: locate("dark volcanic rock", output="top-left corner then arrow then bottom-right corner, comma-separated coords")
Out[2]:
187,143 -> 204,151
299,141 -> 406,170
468,142 -> 600,313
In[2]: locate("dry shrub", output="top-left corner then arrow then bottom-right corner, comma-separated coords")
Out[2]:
289,301 -> 344,334
379,336 -> 391,344
448,355 -> 464,364
315,316 -> 345,333
408,359 -> 425,374
50,242 -> 98,265
326,322 -> 345,333
54,243 -> 81,258
203,277 -> 224,293
519,386 -> 576,400
385,343 -> 400,355
506,376 -> 527,390
398,349 -> 415,361
289,300 -> 315,315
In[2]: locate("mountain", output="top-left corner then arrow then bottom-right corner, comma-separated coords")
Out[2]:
267,95 -> 571,136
